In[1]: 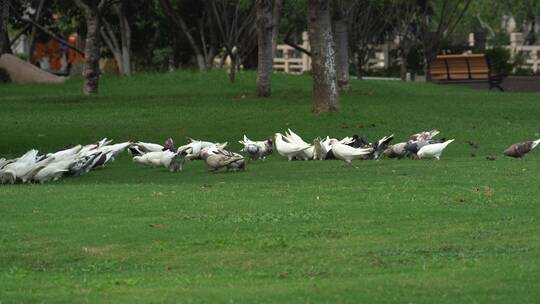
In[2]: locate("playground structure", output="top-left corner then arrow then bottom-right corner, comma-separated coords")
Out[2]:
31,33 -> 84,75
0,53 -> 64,83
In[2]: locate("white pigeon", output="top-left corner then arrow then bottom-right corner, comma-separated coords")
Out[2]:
417,139 -> 455,160
32,158 -> 75,183
0,158 -> 10,169
274,133 -> 311,161
313,137 -> 330,160
329,139 -> 374,164
47,145 -> 83,161
99,142 -> 132,160
97,138 -> 113,148
0,149 -> 40,182
0,169 -> 16,184
19,156 -> 57,183
133,151 -> 182,171
135,141 -> 165,153
285,129 -> 315,160
179,138 -> 228,160
339,136 -> 355,145
79,144 -> 98,156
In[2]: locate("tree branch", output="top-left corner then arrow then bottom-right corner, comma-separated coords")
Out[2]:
283,26 -> 311,56
19,17 -> 84,55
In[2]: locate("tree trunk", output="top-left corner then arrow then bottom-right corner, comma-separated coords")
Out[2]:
228,54 -> 237,83
1,30 -> 11,54
399,51 -> 408,81
27,0 -> 45,63
159,0 -> 207,71
356,53 -> 364,80
0,0 -> 9,54
101,19 -> 123,73
271,0 -> 283,56
115,2 -> 131,75
307,0 -> 339,113
195,53 -> 205,71
333,17 -> 350,92
79,2 -> 101,95
256,0 -> 273,97
424,59 -> 431,81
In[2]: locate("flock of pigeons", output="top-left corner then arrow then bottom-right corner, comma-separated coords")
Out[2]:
0,128 -> 539,185
0,139 -> 129,185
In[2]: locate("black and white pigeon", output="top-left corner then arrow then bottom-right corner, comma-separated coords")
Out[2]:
90,151 -> 114,169
348,135 -> 370,148
371,134 -> 394,160
347,134 -> 393,159
239,135 -> 273,160
68,152 -> 102,176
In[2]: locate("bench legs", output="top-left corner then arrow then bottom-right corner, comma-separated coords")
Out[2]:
489,82 -> 504,92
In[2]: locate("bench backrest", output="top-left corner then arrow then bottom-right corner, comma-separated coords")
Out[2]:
430,54 -> 490,81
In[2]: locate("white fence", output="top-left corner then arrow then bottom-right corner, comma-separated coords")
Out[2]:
506,33 -> 540,72
274,31 -> 540,74
273,32 -> 311,74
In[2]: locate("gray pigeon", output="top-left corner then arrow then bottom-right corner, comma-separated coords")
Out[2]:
163,137 -> 175,152
383,142 -> 407,159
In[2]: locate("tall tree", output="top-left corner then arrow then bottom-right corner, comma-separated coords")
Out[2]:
211,0 -> 257,83
392,0 -> 421,80
0,0 -> 9,54
271,0 -> 283,55
27,0 -> 45,63
349,0 -> 393,79
332,0 -> 352,91
256,0 -> 273,97
75,0 -> 107,95
159,0 -> 216,71
101,0 -> 131,75
418,0 -> 472,80
307,0 -> 340,113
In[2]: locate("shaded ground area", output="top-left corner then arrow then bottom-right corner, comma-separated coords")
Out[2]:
448,76 -> 540,92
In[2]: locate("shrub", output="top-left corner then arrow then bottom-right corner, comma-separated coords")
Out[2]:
485,47 -> 513,76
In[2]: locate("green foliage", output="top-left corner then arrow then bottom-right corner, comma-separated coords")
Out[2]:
460,0 -> 540,35
513,67 -> 539,76
362,66 -> 401,78
488,32 -> 511,47
485,47 -> 513,75
0,72 -> 540,302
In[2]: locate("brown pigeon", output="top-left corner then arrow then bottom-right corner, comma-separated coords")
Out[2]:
409,129 -> 439,141
201,147 -> 245,172
503,139 -> 540,158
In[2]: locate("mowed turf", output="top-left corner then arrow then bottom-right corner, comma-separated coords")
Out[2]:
0,71 -> 539,303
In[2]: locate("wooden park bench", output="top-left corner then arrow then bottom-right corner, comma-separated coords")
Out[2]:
429,54 -> 505,91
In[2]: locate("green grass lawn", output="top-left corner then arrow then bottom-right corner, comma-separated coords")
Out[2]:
1,71 -> 539,303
